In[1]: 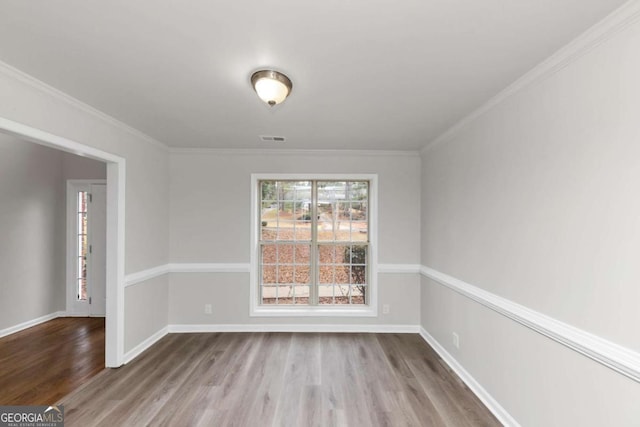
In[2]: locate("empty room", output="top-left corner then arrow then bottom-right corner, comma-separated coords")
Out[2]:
0,0 -> 639,426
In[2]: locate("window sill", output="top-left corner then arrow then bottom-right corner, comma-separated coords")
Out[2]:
250,306 -> 377,317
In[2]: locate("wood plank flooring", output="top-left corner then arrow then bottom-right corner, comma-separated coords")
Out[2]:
0,317 -> 105,405
60,333 -> 499,427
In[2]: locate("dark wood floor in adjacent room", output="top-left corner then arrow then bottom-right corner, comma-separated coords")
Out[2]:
61,332 -> 499,427
0,317 -> 104,405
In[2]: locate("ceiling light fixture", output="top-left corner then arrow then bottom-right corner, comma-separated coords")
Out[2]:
251,70 -> 292,106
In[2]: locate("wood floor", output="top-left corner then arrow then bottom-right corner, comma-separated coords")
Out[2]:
0,317 -> 105,405
61,333 -> 499,427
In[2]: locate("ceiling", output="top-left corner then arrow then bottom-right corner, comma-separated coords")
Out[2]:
0,0 -> 627,150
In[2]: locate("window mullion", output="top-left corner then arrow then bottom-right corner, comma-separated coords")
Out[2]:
310,180 -> 319,305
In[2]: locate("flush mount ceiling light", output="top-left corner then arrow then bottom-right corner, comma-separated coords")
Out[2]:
251,70 -> 293,106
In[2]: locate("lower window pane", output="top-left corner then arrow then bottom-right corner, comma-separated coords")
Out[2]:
334,296 -> 350,304
293,286 -> 310,305
318,265 -> 334,284
318,285 -> 334,304
335,266 -> 349,284
277,267 -> 293,284
294,266 -> 310,284
262,285 -> 277,304
276,285 -> 292,304
262,265 -> 276,284
351,285 -> 366,305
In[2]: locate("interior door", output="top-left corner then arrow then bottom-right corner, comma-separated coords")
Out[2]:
88,184 -> 107,316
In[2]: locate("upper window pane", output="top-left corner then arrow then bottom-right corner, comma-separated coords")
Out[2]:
317,181 -> 368,242
261,180 -> 312,242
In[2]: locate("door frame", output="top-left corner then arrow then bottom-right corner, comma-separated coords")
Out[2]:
66,180 -> 107,317
0,117 -> 126,368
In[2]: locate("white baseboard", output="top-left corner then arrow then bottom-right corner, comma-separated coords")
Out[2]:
168,323 -> 420,334
121,324 -> 417,363
0,311 -> 66,338
123,326 -> 169,364
419,327 -> 520,427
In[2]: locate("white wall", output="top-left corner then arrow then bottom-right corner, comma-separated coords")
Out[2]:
0,134 -> 107,331
62,151 -> 106,180
420,13 -> 640,426
0,64 -> 170,353
169,150 -> 421,326
125,276 -> 169,351
0,134 -> 66,329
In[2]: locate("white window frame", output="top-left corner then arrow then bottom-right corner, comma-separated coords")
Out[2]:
250,173 -> 378,317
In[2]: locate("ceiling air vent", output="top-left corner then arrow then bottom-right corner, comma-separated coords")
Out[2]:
260,135 -> 286,142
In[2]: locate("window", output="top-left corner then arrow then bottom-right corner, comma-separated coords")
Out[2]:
251,174 -> 377,316
77,191 -> 89,301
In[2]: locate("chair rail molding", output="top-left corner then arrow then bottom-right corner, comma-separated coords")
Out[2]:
420,265 -> 640,383
124,262 -> 422,287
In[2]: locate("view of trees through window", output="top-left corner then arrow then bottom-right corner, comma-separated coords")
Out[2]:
259,180 -> 369,306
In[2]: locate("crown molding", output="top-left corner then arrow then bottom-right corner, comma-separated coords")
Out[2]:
169,147 -> 420,157
421,0 -> 640,155
0,60 -> 168,152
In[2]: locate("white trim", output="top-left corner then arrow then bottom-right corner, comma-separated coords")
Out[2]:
106,161 -> 126,368
170,147 -> 419,157
0,118 -> 122,164
249,174 -> 378,318
419,327 -> 520,427
378,263 -> 421,274
421,0 -> 640,154
420,266 -> 640,383
123,326 -> 169,364
168,324 -> 419,333
0,311 -> 66,339
169,263 -> 251,274
0,117 -> 126,368
0,60 -> 167,152
64,313 -> 105,318
249,307 -> 378,318
122,262 -> 420,288
124,264 -> 171,287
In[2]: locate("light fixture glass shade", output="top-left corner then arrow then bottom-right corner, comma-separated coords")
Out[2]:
251,70 -> 292,106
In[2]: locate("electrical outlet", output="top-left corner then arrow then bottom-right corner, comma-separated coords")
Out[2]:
382,304 -> 390,314
204,304 -> 212,314
452,332 -> 460,349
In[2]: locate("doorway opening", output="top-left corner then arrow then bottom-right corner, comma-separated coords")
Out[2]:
0,117 -> 125,367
